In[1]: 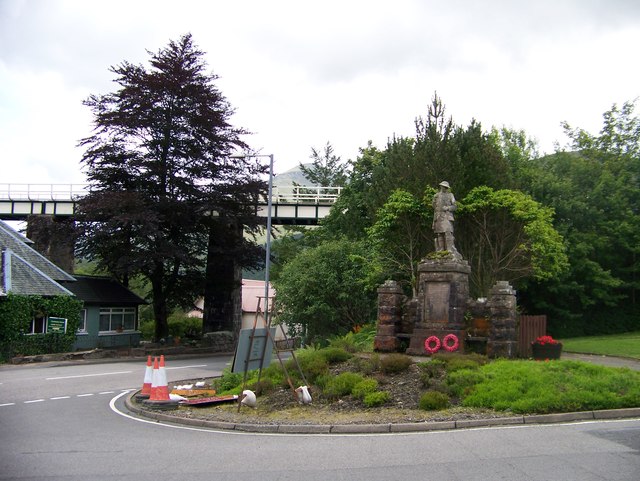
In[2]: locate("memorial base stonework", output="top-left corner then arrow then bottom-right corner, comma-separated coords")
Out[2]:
374,256 -> 520,358
405,256 -> 470,356
407,328 -> 467,355
373,280 -> 405,352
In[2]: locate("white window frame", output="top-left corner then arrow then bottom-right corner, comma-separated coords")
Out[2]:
99,307 -> 137,333
28,314 -> 46,335
77,309 -> 87,333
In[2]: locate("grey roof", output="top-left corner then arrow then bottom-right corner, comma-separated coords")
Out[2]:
0,220 -> 75,297
0,221 -> 74,282
2,249 -> 74,297
61,276 -> 147,306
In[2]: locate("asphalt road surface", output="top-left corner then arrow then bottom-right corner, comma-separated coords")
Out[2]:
1,355 -> 639,481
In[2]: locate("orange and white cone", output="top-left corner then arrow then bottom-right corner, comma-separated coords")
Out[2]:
149,356 -> 161,401
136,355 -> 154,399
143,355 -> 179,408
156,355 -> 169,401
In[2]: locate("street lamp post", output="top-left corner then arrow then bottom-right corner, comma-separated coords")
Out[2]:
230,153 -> 275,324
263,154 -> 274,324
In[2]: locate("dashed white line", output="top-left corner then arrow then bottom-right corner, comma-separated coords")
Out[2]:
77,393 -> 94,397
165,364 -> 207,370
46,371 -> 132,380
50,396 -> 71,400
0,402 -> 15,407
99,391 -> 115,395
24,399 -> 44,404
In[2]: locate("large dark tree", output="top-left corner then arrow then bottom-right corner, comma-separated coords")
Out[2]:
76,34 -> 266,340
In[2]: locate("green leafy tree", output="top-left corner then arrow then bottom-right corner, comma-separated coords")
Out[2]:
323,94 -> 514,242
519,101 -> 640,335
273,239 -> 377,344
76,34 -> 266,340
366,189 -> 432,296
457,187 -> 568,297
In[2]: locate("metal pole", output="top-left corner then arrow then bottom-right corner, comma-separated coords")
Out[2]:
264,154 -> 274,325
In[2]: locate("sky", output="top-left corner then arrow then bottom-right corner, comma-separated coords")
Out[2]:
1,0 -> 639,185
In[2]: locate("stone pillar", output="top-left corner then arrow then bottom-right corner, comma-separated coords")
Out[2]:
406,257 -> 470,355
26,215 -> 76,273
374,280 -> 405,352
486,281 -> 518,359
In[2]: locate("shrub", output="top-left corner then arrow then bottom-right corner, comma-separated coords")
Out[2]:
314,374 -> 333,390
167,314 -> 202,339
328,336 -> 358,353
319,347 -> 353,364
322,372 -> 365,399
417,359 -> 446,385
351,354 -> 381,375
139,314 -> 203,341
442,356 -> 484,372
250,377 -> 274,395
380,353 -> 413,374
446,368 -> 486,397
352,378 -> 379,400
419,391 -> 450,410
363,391 -> 390,407
211,368 -> 243,394
433,352 -> 488,371
287,348 -> 329,384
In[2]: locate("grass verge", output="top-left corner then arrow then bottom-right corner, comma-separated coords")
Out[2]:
561,331 -> 640,360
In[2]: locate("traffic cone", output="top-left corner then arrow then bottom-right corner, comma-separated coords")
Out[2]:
156,355 -> 169,401
149,356 -> 162,401
144,355 -> 178,409
135,355 -> 153,400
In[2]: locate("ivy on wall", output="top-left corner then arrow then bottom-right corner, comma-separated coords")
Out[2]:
0,294 -> 83,361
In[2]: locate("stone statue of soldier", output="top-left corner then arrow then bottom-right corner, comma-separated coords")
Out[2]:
432,181 -> 460,256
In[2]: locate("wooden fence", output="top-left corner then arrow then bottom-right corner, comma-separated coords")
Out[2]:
518,315 -> 547,358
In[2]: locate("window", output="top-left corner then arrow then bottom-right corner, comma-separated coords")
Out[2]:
29,314 -> 46,334
99,307 -> 136,332
77,309 -> 87,333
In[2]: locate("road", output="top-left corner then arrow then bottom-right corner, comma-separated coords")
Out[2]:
1,355 -> 639,481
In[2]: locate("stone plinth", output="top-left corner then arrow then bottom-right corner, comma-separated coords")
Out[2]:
374,280 -> 405,352
406,256 -> 470,355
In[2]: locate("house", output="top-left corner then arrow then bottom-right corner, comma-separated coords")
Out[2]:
188,279 -> 286,340
0,220 -> 145,352
60,275 -> 146,349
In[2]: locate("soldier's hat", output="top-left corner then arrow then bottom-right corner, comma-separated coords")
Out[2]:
439,181 -> 450,189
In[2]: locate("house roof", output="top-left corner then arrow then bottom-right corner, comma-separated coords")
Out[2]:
60,275 -> 147,306
241,279 -> 274,313
0,220 -> 75,297
0,221 -> 74,282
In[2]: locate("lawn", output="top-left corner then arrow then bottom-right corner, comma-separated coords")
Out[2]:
561,331 -> 640,360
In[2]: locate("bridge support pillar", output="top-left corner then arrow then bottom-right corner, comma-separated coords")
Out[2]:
26,215 -> 76,274
202,219 -> 243,337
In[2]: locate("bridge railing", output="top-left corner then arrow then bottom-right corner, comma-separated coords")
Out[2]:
0,183 -> 341,204
0,183 -> 90,201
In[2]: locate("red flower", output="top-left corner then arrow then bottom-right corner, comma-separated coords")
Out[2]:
532,335 -> 559,346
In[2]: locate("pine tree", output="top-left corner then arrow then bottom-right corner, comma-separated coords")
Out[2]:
77,34 -> 266,340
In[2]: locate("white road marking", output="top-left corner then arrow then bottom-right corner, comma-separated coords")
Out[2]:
0,403 -> 15,407
165,364 -> 207,370
50,396 -> 71,400
24,399 -> 44,403
46,371 -> 132,380
77,393 -> 94,397
99,391 -> 115,395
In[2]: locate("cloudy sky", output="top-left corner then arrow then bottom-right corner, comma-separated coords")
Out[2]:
1,0 -> 639,185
